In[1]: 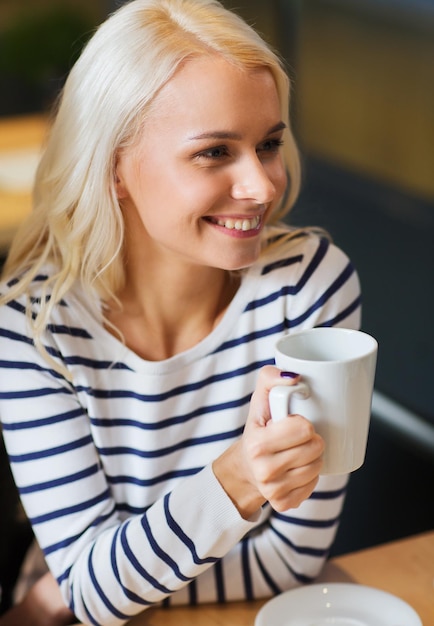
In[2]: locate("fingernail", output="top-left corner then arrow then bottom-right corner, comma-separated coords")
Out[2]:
280,371 -> 299,379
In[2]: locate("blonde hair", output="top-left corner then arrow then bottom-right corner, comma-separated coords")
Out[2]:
1,0 -> 301,368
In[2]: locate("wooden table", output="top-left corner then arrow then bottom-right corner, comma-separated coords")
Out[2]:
0,114 -> 47,254
77,530 -> 434,625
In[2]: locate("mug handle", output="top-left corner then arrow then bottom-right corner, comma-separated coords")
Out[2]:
269,384 -> 310,422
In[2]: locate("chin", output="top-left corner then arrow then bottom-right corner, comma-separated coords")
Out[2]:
219,254 -> 259,272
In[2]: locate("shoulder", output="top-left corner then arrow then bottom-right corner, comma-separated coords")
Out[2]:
258,227 -> 355,282
253,227 -> 361,329
1,265 -> 99,317
0,267 -> 100,344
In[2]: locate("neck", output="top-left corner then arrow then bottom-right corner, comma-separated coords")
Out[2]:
106,257 -> 240,361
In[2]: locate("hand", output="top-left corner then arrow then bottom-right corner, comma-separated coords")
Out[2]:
213,366 -> 325,518
0,572 -> 76,626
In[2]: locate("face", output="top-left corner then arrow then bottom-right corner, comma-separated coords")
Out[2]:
116,55 -> 287,272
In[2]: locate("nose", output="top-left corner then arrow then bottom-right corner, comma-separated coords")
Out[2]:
230,154 -> 276,205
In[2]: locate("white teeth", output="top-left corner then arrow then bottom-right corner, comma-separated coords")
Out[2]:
215,216 -> 260,231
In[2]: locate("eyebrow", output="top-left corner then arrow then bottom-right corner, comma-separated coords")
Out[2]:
187,121 -> 287,142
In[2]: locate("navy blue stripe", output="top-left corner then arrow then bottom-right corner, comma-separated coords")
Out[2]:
269,524 -> 328,557
248,246 -> 341,311
316,295 -> 362,328
44,531 -> 85,556
91,397 -> 251,432
98,426 -> 243,460
215,263 -> 357,352
273,512 -> 339,529
2,408 -> 83,430
77,360 -> 268,403
47,502 -> 116,542
306,261 -> 356,313
287,568 -> 315,585
293,235 -> 329,290
88,543 -> 131,621
48,503 -> 117,552
89,503 -> 118,529
34,273 -> 52,282
214,559 -> 225,603
0,359 -> 64,380
47,324 -> 92,338
141,513 -> 191,583
0,324 -> 94,371
255,543 -> 315,586
188,579 -> 197,605
19,463 -> 100,493
279,263 -> 357,329
241,537 -> 253,600
213,325 -> 285,354
253,546 -> 281,594
110,467 -> 201,494
30,487 -> 111,524
261,253 -> 303,276
164,493 -> 218,566
0,386 -> 73,400
0,358 -> 37,370
5,299 -> 35,318
65,356 -> 132,370
244,286 -> 295,312
9,434 -> 93,462
68,581 -> 75,616
251,236 -> 329,308
0,330 -> 129,373
57,565 -> 72,586
309,485 -> 348,500
120,522 -> 173,594
5,299 -> 92,338
81,594 -> 100,626
110,526 -> 152,606
260,231 -> 310,275
0,328 -> 129,371
244,245 -> 325,309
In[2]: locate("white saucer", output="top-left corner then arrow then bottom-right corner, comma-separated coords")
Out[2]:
255,583 -> 422,626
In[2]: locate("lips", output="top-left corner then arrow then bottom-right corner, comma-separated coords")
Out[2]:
207,215 -> 261,231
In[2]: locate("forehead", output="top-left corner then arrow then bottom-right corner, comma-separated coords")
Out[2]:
143,55 -> 281,134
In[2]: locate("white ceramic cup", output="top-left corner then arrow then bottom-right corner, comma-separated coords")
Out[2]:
270,327 -> 378,475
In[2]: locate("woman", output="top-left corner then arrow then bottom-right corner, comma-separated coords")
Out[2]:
0,0 -> 361,624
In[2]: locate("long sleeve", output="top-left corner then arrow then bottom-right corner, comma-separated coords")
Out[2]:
0,234 -> 362,625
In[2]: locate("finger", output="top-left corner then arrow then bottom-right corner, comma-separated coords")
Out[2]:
261,453 -> 323,510
248,365 -> 301,427
255,428 -> 324,484
269,412 -> 315,443
270,474 -> 321,512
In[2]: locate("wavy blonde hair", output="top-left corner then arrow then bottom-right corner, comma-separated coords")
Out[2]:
1,0 -> 302,367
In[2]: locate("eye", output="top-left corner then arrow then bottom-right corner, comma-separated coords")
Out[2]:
196,145 -> 229,160
257,138 -> 284,154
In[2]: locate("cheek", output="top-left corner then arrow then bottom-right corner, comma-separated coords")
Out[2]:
271,161 -> 288,200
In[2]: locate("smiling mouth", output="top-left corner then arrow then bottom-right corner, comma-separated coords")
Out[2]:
206,216 -> 261,231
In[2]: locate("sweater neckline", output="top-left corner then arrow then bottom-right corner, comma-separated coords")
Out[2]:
81,262 -> 263,375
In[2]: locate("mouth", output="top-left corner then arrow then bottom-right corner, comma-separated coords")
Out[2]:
205,215 -> 261,232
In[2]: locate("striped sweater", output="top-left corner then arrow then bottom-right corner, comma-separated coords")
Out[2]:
0,234 -> 361,625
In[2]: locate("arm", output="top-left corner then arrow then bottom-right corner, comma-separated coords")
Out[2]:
190,236 -> 361,602
0,355 -> 315,625
0,239 -> 361,622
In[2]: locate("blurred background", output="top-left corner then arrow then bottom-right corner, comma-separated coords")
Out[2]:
0,0 -> 433,613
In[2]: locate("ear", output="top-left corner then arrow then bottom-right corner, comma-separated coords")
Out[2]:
114,154 -> 129,200
115,169 -> 129,200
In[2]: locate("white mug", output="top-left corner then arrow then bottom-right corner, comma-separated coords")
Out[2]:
270,327 -> 378,475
